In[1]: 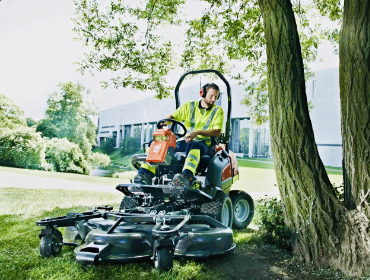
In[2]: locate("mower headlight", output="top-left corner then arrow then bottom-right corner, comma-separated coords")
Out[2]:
154,135 -> 169,141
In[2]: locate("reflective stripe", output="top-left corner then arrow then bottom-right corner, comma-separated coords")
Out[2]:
203,107 -> 219,130
141,162 -> 156,174
184,161 -> 196,170
190,101 -> 196,132
188,154 -> 199,162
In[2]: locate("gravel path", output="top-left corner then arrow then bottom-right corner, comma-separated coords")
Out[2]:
0,170 -> 117,193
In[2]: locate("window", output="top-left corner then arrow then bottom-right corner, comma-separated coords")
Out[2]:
102,125 -> 115,129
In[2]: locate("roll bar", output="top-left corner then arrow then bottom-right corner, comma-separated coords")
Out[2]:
174,69 -> 232,152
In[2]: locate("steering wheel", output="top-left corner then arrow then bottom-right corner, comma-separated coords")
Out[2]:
157,119 -> 187,139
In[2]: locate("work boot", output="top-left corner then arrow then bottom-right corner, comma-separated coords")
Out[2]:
172,173 -> 195,188
134,172 -> 153,185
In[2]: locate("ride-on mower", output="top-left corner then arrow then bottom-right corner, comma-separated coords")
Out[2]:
36,70 -> 254,271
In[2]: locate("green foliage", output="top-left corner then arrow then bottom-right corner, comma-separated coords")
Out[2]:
100,137 -> 116,153
0,127 -> 46,169
88,152 -> 111,169
112,171 -> 136,179
73,0 -> 184,99
45,138 -> 90,175
36,82 -> 97,154
120,136 -> 141,156
72,1 -> 342,125
0,93 -> 27,132
26,117 -> 36,127
333,183 -> 344,203
255,197 -> 291,250
313,0 -> 342,21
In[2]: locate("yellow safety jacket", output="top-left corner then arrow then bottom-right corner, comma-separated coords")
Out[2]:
172,101 -> 224,145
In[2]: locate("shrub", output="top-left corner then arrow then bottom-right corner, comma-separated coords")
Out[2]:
45,138 -> 89,174
88,152 -> 111,169
0,127 -> 46,169
112,171 -> 137,179
120,136 -> 140,156
101,137 -> 116,152
254,196 -> 291,249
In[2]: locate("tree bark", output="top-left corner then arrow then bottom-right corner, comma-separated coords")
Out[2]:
340,1 -> 370,212
258,0 -> 370,276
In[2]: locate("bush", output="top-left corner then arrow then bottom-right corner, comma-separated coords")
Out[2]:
45,138 -> 89,174
120,136 -> 140,156
112,171 -> 137,179
100,137 -> 116,152
88,152 -> 111,169
0,127 -> 46,169
254,196 -> 291,249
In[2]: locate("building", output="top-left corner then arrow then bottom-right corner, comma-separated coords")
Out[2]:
97,68 -> 342,167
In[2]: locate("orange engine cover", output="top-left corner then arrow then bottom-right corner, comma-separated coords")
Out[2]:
228,150 -> 239,176
146,128 -> 176,163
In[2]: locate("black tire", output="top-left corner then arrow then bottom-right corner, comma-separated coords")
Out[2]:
230,191 -> 254,229
40,229 -> 63,258
200,192 -> 233,227
154,247 -> 174,271
119,196 -> 138,211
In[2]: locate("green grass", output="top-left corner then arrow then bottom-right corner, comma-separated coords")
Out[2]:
0,166 -> 126,186
236,158 -> 343,175
0,188 -> 221,280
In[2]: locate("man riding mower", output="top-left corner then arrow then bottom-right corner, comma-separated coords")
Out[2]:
135,82 -> 223,189
36,70 -> 254,271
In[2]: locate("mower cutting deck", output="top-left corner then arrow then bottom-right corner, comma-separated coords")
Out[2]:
37,206 -> 235,270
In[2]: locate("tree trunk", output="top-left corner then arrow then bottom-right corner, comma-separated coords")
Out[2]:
258,0 -> 370,276
340,1 -> 370,212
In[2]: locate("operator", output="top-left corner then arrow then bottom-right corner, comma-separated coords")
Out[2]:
134,83 -> 224,187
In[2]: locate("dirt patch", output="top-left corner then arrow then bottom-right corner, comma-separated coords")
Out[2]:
204,245 -> 353,280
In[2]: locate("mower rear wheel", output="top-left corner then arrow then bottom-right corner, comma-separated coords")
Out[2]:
154,247 -> 174,271
200,192 -> 233,227
40,229 -> 63,258
119,196 -> 138,211
230,191 -> 254,229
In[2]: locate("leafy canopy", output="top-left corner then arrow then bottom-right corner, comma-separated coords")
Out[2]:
0,93 -> 27,132
73,0 -> 342,124
37,82 -> 97,151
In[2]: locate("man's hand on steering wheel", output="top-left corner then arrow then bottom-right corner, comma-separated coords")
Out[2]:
157,121 -> 168,129
157,119 -> 187,139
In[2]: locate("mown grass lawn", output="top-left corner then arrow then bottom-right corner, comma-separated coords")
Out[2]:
0,188 -> 229,280
0,162 -> 345,279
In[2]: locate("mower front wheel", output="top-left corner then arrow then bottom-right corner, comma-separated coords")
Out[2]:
154,247 -> 174,271
39,229 -> 63,258
230,190 -> 254,229
200,192 -> 233,228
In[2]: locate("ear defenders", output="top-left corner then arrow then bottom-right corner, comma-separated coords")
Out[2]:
199,83 -> 209,98
199,83 -> 220,99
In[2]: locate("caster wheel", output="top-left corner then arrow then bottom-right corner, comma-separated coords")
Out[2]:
40,229 -> 63,257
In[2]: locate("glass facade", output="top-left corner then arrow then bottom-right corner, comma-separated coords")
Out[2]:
231,118 -> 271,158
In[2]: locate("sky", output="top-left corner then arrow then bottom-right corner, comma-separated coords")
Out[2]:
0,0 -> 340,122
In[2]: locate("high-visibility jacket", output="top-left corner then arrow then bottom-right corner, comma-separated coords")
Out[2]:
172,100 -> 224,145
